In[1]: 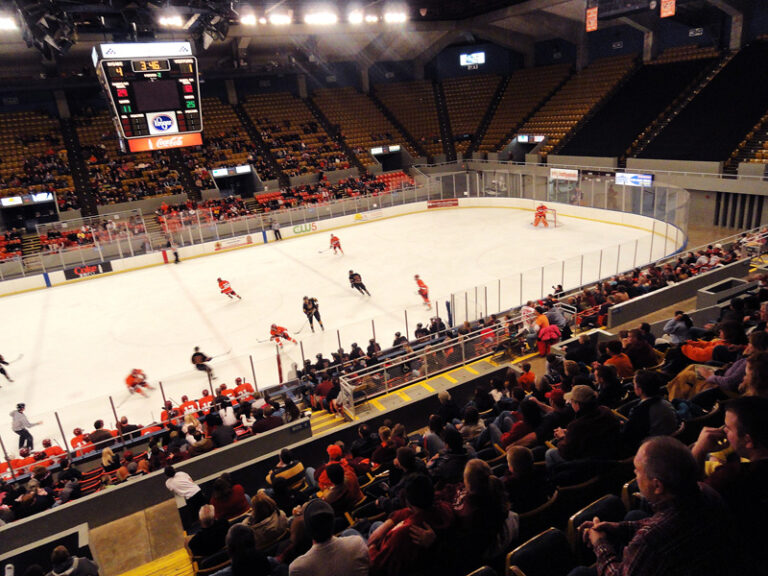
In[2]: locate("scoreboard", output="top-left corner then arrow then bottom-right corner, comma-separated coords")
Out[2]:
93,42 -> 203,153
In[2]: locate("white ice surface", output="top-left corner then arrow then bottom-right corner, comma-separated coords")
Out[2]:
0,207 -> 662,452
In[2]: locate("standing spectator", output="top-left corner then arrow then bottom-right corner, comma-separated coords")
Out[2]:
46,545 -> 99,576
10,403 -> 41,451
271,218 -> 282,241
164,465 -> 207,517
289,499 -> 369,576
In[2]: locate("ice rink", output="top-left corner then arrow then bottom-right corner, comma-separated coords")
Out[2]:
0,205 -> 668,451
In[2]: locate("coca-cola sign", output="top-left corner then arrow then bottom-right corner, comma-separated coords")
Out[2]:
64,261 -> 113,280
127,132 -> 202,152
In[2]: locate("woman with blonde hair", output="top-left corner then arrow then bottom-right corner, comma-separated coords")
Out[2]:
101,446 -> 120,473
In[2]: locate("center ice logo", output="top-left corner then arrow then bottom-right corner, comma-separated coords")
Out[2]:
152,114 -> 174,132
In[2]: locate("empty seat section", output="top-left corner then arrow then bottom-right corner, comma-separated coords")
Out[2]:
518,54 -> 637,157
374,80 -> 443,157
442,75 -> 500,155
312,86 -> 417,166
478,64 -> 572,152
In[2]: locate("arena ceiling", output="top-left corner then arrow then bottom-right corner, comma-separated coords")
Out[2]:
0,0 -> 748,75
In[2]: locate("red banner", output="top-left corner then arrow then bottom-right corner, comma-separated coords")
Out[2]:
661,0 -> 676,18
127,132 -> 203,152
427,199 -> 458,209
586,6 -> 598,32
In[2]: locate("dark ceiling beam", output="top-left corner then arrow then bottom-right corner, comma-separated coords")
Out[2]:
468,0 -> 580,26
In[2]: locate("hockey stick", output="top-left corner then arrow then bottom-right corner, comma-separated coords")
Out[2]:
213,348 -> 232,359
294,319 -> 310,334
317,248 -> 331,254
9,353 -> 23,364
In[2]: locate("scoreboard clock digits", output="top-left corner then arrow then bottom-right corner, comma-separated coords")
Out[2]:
131,59 -> 171,73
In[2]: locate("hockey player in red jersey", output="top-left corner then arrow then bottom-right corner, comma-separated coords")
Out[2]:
270,324 -> 297,347
415,275 -> 431,309
534,204 -> 549,227
125,368 -> 152,396
218,277 -> 242,300
330,234 -> 344,255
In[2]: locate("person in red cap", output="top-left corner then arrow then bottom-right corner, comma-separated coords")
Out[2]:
313,443 -> 356,492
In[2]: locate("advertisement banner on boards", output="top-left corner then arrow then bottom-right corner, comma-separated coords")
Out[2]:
427,199 -> 459,209
549,168 -> 579,182
64,261 -> 113,280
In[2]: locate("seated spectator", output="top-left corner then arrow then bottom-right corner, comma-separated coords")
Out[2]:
368,474 -> 454,576
622,370 -> 679,453
422,415 -> 446,458
208,413 -> 236,447
564,333 -> 598,365
251,405 -> 284,434
314,444 -> 356,491
209,474 -> 250,521
742,350 -> 768,398
46,544 -> 99,576
669,330 -> 768,400
187,504 -> 229,558
450,459 -> 518,573
500,399 -> 542,448
349,424 -> 378,459
518,362 -> 536,392
512,389 -> 575,448
574,437 -> 732,576
189,431 -> 215,457
288,499 -> 369,576
371,427 -> 397,468
322,463 -> 362,515
266,448 -> 306,489
437,390 -> 461,424
215,523 -> 271,576
428,428 -> 470,489
662,311 -> 693,346
624,329 -> 660,369
594,364 -> 625,408
241,490 -> 288,551
101,446 -> 120,473
502,446 -> 552,513
457,406 -> 486,444
693,397 -> 768,574
88,419 -> 114,449
602,340 -> 634,379
546,385 -> 622,469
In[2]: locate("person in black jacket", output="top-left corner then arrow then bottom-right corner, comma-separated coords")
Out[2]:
622,370 -> 679,453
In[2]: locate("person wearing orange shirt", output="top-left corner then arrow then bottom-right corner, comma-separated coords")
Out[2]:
534,204 -> 549,227
126,368 -> 152,396
217,277 -> 242,300
602,340 -> 635,379
233,377 -> 255,402
415,274 -> 431,309
329,234 -> 343,255
197,389 -> 214,414
178,395 -> 200,416
270,324 -> 297,347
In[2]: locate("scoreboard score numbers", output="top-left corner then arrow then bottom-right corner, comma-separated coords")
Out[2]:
93,42 -> 203,153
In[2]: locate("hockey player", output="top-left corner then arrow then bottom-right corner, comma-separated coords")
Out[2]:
534,204 -> 549,227
0,354 -> 14,383
349,270 -> 371,296
415,274 -> 431,309
218,277 -> 242,300
330,234 -> 344,255
125,368 -> 152,396
303,296 -> 325,332
178,395 -> 199,416
191,346 -> 216,379
270,324 -> 297,347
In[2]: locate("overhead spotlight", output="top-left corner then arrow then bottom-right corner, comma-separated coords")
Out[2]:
383,11 -> 407,24
0,15 -> 18,30
240,13 -> 257,26
304,11 -> 338,26
158,14 -> 184,28
348,10 -> 363,24
268,13 -> 292,26
365,14 -> 379,23
259,17 -> 267,24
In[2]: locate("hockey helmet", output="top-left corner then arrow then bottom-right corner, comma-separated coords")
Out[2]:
73,427 -> 83,436
164,400 -> 173,409
349,270 -> 354,274
181,395 -> 188,403
271,323 -> 277,329
19,448 -> 29,457
16,403 -> 25,411
235,377 -> 242,383
217,277 -> 222,282
42,438 -> 52,448
202,389 -> 209,396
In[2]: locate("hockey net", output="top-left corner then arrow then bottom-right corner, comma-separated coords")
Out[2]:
532,208 -> 560,228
